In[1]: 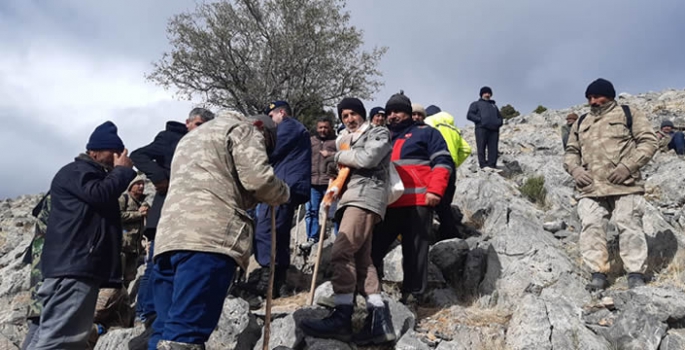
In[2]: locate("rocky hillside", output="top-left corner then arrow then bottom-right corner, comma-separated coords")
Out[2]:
1,89 -> 685,350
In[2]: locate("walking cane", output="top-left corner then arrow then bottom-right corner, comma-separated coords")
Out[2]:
294,204 -> 302,254
263,206 -> 277,350
307,207 -> 328,305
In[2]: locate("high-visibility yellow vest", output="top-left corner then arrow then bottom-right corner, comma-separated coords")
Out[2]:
424,112 -> 471,167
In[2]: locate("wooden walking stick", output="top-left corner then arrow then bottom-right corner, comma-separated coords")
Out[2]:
307,208 -> 328,305
263,206 -> 277,350
307,145 -> 351,305
294,204 -> 302,252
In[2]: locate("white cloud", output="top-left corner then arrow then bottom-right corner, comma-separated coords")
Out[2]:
0,1 -> 199,199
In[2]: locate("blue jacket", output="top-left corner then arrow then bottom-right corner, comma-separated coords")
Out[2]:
467,99 -> 503,130
130,121 -> 187,235
41,154 -> 136,288
389,122 -> 453,207
269,117 -> 311,205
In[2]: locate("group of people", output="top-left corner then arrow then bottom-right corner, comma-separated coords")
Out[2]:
19,77 -> 668,349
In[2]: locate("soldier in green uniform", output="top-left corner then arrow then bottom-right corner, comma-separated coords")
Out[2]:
20,193 -> 50,350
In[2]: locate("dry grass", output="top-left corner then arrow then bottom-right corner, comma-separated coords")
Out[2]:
417,303 -> 511,339
650,250 -> 685,289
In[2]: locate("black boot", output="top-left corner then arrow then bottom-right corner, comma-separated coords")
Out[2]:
300,305 -> 353,342
353,303 -> 396,345
274,266 -> 289,298
628,272 -> 646,289
585,272 -> 608,292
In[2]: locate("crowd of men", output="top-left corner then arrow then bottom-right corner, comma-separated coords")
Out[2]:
19,77 -> 669,349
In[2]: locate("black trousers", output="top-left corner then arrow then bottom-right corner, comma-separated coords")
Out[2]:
371,206 -> 433,295
435,171 -> 459,240
475,127 -> 500,168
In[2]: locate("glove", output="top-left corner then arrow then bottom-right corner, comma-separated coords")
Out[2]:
571,167 -> 593,188
608,163 -> 631,184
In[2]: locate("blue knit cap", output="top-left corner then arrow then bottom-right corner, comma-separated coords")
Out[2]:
425,105 -> 441,117
86,121 -> 125,152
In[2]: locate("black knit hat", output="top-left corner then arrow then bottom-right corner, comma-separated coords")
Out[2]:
585,78 -> 616,99
480,86 -> 493,97
661,120 -> 675,129
337,97 -> 367,121
385,92 -> 412,115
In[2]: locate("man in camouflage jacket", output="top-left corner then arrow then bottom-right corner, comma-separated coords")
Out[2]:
148,111 -> 290,350
89,175 -> 148,345
20,193 -> 50,350
564,78 -> 657,291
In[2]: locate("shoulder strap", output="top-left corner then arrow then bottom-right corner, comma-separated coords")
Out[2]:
621,105 -> 633,136
575,114 -> 588,135
123,193 -> 129,209
31,191 -> 50,218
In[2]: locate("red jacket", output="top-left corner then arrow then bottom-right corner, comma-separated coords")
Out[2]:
389,122 -> 454,208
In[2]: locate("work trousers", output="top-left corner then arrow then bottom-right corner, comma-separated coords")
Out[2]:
371,206 -> 433,295
577,194 -> 648,274
475,127 -> 500,168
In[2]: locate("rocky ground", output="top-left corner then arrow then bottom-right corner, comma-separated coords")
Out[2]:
1,89 -> 685,349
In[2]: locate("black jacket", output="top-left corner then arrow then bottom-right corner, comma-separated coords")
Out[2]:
41,154 -> 136,288
467,99 -> 503,130
130,121 -> 187,236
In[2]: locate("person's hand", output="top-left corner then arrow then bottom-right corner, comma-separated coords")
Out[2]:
425,193 -> 441,207
138,206 -> 149,216
113,149 -> 133,168
154,179 -> 169,195
320,150 -> 334,158
275,184 -> 290,205
608,163 -> 631,184
325,159 -> 339,179
571,167 -> 593,188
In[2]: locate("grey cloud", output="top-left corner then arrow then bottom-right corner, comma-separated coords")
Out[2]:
346,0 -> 685,125
2,0 -> 685,198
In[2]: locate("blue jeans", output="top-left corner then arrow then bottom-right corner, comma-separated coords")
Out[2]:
148,251 -> 235,349
305,185 -> 328,241
136,241 -> 156,319
669,131 -> 685,155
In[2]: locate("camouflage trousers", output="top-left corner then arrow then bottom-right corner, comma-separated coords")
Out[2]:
577,194 -> 648,274
121,251 -> 140,287
94,287 -> 134,329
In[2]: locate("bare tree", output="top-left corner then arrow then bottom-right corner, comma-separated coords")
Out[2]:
147,0 -> 387,119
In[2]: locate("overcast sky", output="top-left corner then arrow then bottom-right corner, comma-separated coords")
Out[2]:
2,0 -> 684,199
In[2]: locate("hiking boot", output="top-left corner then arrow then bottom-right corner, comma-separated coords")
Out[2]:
585,273 -> 608,292
627,273 -> 646,289
353,303 -> 397,345
274,267 -> 289,298
157,340 -> 205,350
300,305 -> 353,342
299,238 -> 318,252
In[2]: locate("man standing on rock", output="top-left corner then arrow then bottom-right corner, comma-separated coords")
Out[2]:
370,106 -> 387,127
561,113 -> 579,149
424,105 -> 472,240
371,92 -> 453,303
88,174 -> 149,344
300,97 -> 396,345
32,121 -> 136,349
467,86 -> 503,170
300,117 -> 337,252
149,112 -> 289,350
246,101 -> 311,299
656,119 -> 685,155
564,78 -> 657,291
130,107 -> 214,325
